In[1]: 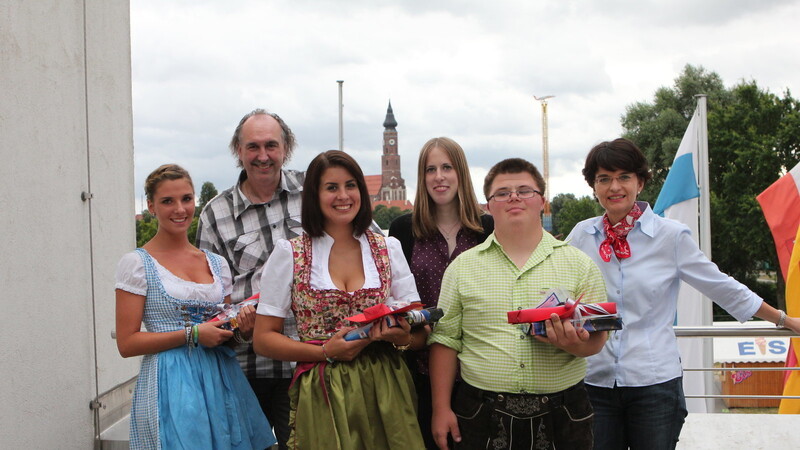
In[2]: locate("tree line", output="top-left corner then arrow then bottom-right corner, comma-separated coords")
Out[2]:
136,182 -> 411,246
551,64 -> 800,317
137,65 -> 800,318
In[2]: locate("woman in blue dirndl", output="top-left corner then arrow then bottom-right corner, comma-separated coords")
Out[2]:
115,164 -> 275,449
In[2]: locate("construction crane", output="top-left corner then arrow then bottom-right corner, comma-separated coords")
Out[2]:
534,95 -> 554,231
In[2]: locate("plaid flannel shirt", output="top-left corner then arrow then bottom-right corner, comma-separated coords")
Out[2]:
197,169 -> 304,379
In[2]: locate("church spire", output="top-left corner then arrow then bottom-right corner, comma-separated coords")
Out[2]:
383,101 -> 397,130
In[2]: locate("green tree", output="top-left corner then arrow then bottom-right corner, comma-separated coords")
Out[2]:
554,196 -> 603,237
136,210 -> 158,247
373,205 -> 410,229
550,193 -> 576,236
622,64 -> 728,203
188,217 -> 200,244
620,64 -> 800,311
196,181 -> 218,217
706,82 -> 800,290
550,193 -> 576,219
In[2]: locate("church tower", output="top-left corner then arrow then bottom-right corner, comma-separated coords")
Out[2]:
380,101 -> 406,201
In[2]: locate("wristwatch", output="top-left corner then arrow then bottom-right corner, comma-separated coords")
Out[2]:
777,310 -> 787,328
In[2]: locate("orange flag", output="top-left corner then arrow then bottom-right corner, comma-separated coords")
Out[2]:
778,225 -> 800,414
757,162 -> 800,279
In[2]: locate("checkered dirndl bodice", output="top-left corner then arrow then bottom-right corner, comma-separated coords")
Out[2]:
129,248 -> 223,450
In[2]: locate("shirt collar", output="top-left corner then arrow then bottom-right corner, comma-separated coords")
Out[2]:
231,169 -> 303,219
477,230 -> 566,269
586,201 -> 655,238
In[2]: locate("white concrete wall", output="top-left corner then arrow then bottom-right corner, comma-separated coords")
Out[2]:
0,1 -> 138,447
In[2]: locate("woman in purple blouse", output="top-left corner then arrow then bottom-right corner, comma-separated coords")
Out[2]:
389,137 -> 493,449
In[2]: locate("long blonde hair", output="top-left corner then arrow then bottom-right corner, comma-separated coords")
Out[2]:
412,137 -> 484,239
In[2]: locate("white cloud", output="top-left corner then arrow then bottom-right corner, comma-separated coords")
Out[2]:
131,0 -> 800,212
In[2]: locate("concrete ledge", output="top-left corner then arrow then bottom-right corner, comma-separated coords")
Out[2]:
679,413 -> 799,449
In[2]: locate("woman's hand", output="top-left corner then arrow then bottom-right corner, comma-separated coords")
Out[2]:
784,315 -> 800,335
322,327 -> 372,361
370,315 -> 412,347
197,321 -> 235,347
235,304 -> 257,339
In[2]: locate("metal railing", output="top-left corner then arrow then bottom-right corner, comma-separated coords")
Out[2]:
675,326 -> 800,401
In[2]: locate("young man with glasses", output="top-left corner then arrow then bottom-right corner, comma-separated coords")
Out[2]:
429,158 -> 608,449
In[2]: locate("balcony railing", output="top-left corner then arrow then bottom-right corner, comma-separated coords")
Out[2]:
675,326 -> 799,402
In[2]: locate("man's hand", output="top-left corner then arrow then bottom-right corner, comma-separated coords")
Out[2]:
533,313 -> 607,357
431,407 -> 461,450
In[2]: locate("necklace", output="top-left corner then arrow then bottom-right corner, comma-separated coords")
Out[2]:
438,222 -> 461,241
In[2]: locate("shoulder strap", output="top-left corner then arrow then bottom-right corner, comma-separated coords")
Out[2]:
202,249 -> 223,278
134,248 -> 165,297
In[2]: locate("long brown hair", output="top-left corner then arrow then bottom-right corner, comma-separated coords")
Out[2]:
412,137 -> 484,239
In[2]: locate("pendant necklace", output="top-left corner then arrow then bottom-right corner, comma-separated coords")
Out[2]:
438,222 -> 461,242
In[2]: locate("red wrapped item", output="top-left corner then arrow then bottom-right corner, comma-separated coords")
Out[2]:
344,302 -> 421,323
507,296 -> 622,337
507,300 -> 617,323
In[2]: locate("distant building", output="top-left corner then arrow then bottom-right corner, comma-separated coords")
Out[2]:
368,101 -> 412,210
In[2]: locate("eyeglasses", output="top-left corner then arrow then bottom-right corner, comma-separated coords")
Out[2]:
594,174 -> 636,186
487,188 -> 542,202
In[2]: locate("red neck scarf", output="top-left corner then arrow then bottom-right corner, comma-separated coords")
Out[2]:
599,203 -> 643,262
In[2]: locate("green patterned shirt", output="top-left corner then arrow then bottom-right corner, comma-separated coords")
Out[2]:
428,231 -> 607,394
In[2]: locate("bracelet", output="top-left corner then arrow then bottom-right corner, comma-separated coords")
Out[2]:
777,310 -> 787,328
191,325 -> 200,347
184,326 -> 193,348
392,334 -> 413,351
321,344 -> 336,364
233,329 -> 252,344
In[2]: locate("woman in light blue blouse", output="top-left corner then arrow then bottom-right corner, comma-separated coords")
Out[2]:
567,138 -> 800,450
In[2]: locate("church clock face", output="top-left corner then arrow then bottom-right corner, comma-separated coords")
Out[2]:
388,139 -> 396,145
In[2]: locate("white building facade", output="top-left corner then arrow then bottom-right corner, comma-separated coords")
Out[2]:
0,1 -> 137,447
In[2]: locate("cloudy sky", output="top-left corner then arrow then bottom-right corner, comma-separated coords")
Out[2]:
130,0 -> 800,212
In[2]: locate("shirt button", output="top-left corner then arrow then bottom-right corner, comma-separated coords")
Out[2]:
520,334 -> 526,339
616,290 -> 620,294
520,363 -> 525,368
272,224 -> 277,229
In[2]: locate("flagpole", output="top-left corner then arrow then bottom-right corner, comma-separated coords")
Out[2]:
694,94 -> 717,411
696,95 -> 711,259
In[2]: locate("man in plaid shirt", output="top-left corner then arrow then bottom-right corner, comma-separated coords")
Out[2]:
197,109 -> 303,449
